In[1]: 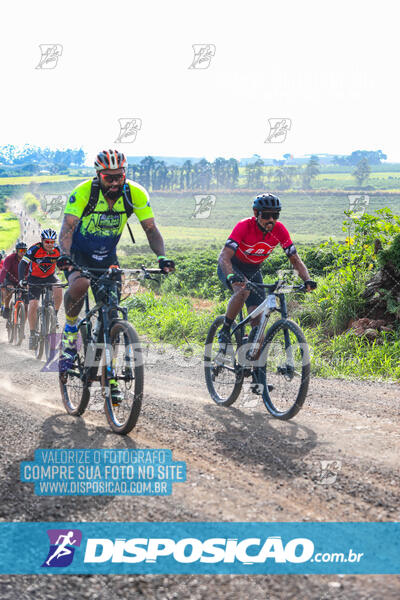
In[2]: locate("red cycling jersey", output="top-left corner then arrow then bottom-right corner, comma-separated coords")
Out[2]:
0,252 -> 24,285
21,243 -> 61,278
226,217 -> 294,265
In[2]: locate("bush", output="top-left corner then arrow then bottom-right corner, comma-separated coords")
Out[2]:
23,192 -> 40,214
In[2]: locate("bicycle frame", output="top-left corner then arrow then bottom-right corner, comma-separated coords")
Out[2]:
13,288 -> 28,317
231,282 -> 295,364
77,279 -> 128,382
71,264 -> 162,384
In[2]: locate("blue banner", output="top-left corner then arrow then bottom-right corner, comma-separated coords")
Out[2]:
0,522 -> 398,574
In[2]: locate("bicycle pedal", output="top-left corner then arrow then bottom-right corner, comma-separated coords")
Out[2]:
250,383 -> 263,395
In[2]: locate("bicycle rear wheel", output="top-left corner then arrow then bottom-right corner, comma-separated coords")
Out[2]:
256,318 -> 310,420
102,320 -> 143,435
7,301 -> 15,344
204,315 -> 244,406
15,302 -> 26,346
59,324 -> 90,416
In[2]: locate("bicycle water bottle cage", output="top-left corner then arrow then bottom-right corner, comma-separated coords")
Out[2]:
247,327 -> 259,344
95,283 -> 107,302
245,327 -> 260,361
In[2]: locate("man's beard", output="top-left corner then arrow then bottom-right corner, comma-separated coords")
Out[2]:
102,185 -> 124,201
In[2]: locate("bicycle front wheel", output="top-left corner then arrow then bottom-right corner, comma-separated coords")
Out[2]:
15,302 -> 26,346
256,318 -> 310,420
102,320 -> 144,435
204,315 -> 244,406
44,305 -> 57,361
35,309 -> 44,360
7,301 -> 15,344
59,324 -> 90,416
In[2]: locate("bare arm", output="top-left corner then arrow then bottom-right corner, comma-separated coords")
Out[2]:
218,246 -> 236,278
289,253 -> 310,281
59,214 -> 79,255
140,217 -> 166,257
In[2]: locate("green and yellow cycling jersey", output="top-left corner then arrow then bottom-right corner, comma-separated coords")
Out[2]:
65,178 -> 154,263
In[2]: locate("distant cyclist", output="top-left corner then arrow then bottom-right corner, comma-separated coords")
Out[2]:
57,149 -> 175,401
18,229 -> 62,349
0,242 -> 28,320
217,193 -> 316,350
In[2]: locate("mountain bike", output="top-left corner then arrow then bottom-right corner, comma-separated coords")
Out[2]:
204,279 -> 313,420
4,285 -> 28,346
59,263 -> 162,435
32,282 -> 67,361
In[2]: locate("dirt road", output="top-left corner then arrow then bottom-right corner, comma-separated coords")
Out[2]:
0,320 -> 399,598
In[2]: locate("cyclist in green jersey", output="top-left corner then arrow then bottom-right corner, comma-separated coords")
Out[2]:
57,149 -> 175,401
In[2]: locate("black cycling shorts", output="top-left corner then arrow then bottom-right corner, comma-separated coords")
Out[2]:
27,274 -> 60,301
66,249 -> 121,305
217,258 -> 266,309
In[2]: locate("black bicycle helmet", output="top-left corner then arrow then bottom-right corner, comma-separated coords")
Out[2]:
253,193 -> 282,213
16,241 -> 27,250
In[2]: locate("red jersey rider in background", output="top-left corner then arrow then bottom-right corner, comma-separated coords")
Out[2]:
18,229 -> 63,350
217,193 -> 316,350
0,242 -> 28,319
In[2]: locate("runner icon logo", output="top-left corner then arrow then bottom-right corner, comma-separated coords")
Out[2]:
42,529 -> 82,568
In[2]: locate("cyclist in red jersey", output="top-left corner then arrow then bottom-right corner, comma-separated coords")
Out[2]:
0,242 -> 28,319
217,193 -> 316,349
18,229 -> 62,349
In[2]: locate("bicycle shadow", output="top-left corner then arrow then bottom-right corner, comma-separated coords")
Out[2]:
202,402 -> 319,481
0,413 -> 138,522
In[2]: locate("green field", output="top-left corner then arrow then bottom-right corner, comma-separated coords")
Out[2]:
117,192 -> 400,252
0,212 -> 20,249
20,188 -> 400,253
236,167 -> 400,190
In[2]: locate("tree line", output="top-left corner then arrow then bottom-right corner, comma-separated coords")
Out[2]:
0,145 -> 375,189
127,155 -> 372,190
0,145 -> 85,175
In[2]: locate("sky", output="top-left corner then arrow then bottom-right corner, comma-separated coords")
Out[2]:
1,0 -> 399,164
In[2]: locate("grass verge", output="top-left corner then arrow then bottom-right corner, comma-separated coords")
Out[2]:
0,212 -> 20,249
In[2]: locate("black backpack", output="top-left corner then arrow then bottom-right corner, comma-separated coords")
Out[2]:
80,177 -> 135,243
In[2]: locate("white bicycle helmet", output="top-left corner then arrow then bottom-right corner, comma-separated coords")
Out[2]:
41,228 -> 57,241
94,149 -> 127,172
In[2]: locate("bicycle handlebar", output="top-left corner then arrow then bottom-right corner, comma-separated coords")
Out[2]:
23,282 -> 68,287
67,260 -> 163,281
244,279 -> 308,294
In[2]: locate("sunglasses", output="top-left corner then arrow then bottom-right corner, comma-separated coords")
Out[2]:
43,239 -> 56,244
100,173 -> 126,184
260,211 -> 280,220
